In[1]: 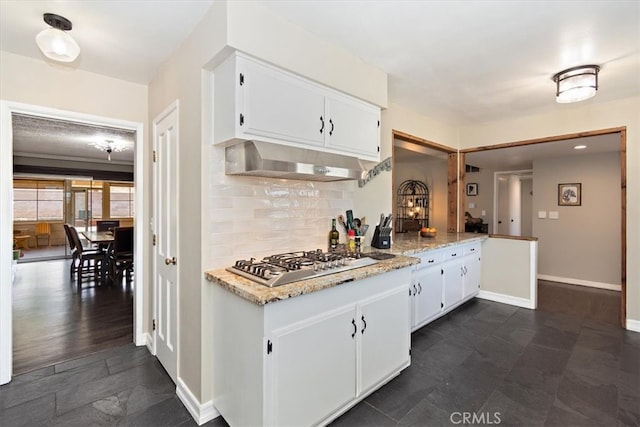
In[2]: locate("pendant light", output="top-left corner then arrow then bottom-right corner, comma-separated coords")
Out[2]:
35,13 -> 80,63
552,65 -> 600,103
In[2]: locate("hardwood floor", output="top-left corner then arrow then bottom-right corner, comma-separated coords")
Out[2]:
12,259 -> 133,375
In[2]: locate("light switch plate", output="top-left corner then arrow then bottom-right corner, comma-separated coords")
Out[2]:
469,202 -> 475,209
481,210 -> 486,216
549,211 -> 559,219
538,211 -> 547,219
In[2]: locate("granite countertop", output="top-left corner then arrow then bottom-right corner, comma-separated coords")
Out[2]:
205,233 -> 487,306
383,232 -> 488,256
205,254 -> 419,306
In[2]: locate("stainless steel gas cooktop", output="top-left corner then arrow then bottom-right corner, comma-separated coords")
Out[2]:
227,249 -> 378,287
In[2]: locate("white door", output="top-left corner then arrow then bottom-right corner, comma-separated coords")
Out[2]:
153,101 -> 179,382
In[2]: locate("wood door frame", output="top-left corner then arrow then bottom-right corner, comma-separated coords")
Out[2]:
461,126 -> 627,327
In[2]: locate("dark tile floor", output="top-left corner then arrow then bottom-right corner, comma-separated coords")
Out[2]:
2,298 -> 638,426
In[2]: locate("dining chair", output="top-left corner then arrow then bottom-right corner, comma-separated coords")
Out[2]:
108,226 -> 134,285
68,225 -> 106,288
63,224 -> 79,278
34,222 -> 51,247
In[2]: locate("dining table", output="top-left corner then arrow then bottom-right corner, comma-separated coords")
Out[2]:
81,230 -> 115,245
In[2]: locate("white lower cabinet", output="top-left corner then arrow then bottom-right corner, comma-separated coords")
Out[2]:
212,268 -> 412,427
269,305 -> 357,427
463,243 -> 482,299
410,251 -> 444,331
411,241 -> 483,331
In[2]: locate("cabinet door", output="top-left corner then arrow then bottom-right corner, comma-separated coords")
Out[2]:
325,93 -> 380,160
463,253 -> 482,299
268,305 -> 357,427
443,257 -> 464,310
359,286 -> 410,394
242,58 -> 326,147
414,265 -> 444,329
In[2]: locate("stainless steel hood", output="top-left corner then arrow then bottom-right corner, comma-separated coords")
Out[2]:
225,140 -> 367,182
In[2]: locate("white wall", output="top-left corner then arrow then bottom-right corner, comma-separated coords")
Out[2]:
458,96 -> 640,325
533,152 -> 620,286
148,0 -> 390,410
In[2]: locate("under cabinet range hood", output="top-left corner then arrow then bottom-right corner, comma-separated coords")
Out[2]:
225,140 -> 368,182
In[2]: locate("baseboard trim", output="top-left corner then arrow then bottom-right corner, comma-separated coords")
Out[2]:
626,319 -> 640,333
176,377 -> 220,425
144,332 -> 154,354
477,290 -> 535,309
537,274 -> 621,292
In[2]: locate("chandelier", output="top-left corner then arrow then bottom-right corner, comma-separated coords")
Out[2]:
93,140 -> 127,161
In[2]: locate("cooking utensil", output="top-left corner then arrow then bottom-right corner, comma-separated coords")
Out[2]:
354,218 -> 362,229
337,215 -> 348,232
346,210 -> 355,230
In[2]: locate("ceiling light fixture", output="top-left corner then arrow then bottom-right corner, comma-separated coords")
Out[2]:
552,65 -> 600,104
35,13 -> 80,63
94,140 -> 127,161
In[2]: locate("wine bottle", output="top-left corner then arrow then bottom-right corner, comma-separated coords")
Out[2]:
329,218 -> 339,251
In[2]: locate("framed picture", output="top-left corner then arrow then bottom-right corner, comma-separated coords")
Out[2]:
558,183 -> 581,206
466,183 -> 478,196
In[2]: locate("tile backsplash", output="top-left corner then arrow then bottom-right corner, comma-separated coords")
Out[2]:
207,146 -> 355,268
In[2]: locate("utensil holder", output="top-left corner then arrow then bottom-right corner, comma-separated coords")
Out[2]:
371,225 -> 391,249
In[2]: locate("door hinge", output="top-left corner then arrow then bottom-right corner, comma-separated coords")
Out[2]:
239,113 -> 244,126
267,340 -> 273,354
152,234 -> 156,246
239,73 -> 244,86
152,319 -> 156,331
153,150 -> 157,162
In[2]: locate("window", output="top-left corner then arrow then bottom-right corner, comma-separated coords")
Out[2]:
13,179 -> 64,221
110,184 -> 135,218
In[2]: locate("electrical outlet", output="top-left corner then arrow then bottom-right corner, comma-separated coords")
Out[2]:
549,211 -> 559,219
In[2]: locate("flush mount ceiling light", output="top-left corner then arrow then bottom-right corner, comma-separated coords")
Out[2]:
552,65 -> 600,104
35,13 -> 80,63
94,140 -> 127,161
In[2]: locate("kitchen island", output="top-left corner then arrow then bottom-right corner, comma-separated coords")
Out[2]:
205,233 -> 487,426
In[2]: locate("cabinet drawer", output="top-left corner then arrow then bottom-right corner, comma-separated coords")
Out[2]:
464,242 -> 481,255
441,246 -> 463,260
416,250 -> 443,268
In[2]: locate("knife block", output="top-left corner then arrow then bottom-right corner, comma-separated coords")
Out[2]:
371,226 -> 391,249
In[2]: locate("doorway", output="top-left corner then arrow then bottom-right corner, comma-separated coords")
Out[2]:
493,170 -> 532,236
0,102 -> 146,384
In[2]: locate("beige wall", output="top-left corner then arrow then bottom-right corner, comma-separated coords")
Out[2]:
533,152 -> 620,285
393,155 -> 449,233
0,52 -> 147,122
458,96 -> 640,324
355,103 -> 459,238
481,237 -> 537,302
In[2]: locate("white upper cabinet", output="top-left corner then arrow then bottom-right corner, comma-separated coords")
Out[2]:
213,52 -> 381,161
